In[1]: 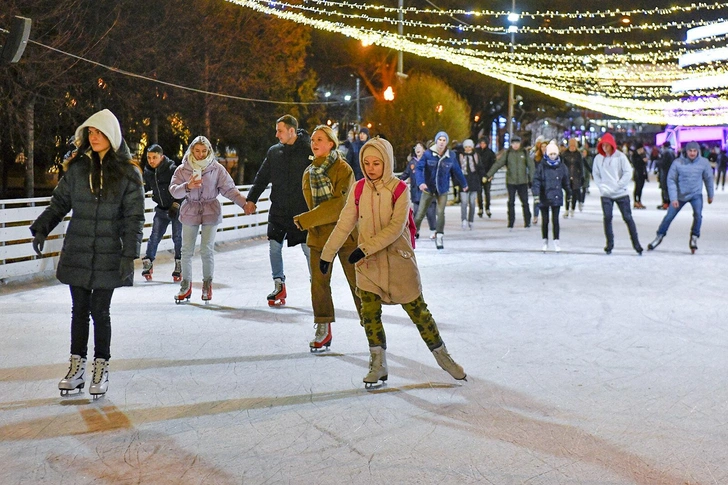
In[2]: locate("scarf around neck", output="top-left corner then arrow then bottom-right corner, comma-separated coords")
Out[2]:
459,152 -> 477,174
309,151 -> 338,206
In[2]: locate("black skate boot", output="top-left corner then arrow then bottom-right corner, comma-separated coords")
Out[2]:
175,280 -> 191,304
172,259 -> 182,282
202,278 -> 213,303
59,354 -> 86,397
309,323 -> 332,353
88,358 -> 109,400
363,346 -> 388,389
647,234 -> 664,251
689,234 -> 698,254
141,257 -> 153,281
267,278 -> 286,306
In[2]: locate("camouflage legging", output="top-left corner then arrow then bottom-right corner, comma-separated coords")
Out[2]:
359,290 -> 443,350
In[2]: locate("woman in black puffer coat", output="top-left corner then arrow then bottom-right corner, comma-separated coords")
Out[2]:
532,141 -> 572,252
30,109 -> 145,399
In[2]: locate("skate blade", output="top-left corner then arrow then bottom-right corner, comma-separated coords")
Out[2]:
364,380 -> 387,390
59,388 -> 84,397
309,345 -> 331,354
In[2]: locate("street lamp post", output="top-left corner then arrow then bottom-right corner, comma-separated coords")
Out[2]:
356,77 -> 361,124
397,0 -> 404,76
507,1 -> 518,144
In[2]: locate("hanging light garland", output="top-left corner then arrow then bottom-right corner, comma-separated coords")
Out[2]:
228,0 -> 728,124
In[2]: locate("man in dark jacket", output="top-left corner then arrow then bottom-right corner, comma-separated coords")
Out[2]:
141,144 -> 182,281
657,142 -> 676,209
245,114 -> 311,305
486,135 -> 535,228
475,137 -> 496,217
345,127 -> 368,180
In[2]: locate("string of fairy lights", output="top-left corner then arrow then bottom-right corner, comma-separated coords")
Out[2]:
226,0 -> 728,124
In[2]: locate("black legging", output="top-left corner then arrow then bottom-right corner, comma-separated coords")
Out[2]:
541,205 -> 561,240
70,286 -> 114,360
634,171 -> 647,202
717,165 -> 727,188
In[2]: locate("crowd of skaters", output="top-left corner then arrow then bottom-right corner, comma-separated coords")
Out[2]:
28,108 -> 717,398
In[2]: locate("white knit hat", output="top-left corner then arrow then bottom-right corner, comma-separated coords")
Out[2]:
74,109 -> 122,151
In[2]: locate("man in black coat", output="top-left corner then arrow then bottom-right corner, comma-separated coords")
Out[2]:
475,137 -> 496,217
245,115 -> 312,305
141,144 -> 182,281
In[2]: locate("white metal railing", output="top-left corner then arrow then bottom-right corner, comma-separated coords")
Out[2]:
0,185 -> 271,283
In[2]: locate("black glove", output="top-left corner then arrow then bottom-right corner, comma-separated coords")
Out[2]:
319,259 -> 331,275
168,202 -> 180,219
348,248 -> 365,264
119,257 -> 135,281
32,233 -> 46,256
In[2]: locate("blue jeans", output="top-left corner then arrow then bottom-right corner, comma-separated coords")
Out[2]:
181,224 -> 217,281
415,191 -> 448,233
657,196 -> 703,237
145,207 -> 182,261
270,238 -> 311,281
601,196 -> 641,250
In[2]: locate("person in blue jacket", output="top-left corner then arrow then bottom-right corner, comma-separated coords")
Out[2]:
648,141 -> 714,253
414,131 -> 468,249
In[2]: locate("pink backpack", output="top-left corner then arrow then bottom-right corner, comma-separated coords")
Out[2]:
353,179 -> 417,249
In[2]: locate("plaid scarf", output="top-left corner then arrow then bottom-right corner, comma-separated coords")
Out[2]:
309,151 -> 338,206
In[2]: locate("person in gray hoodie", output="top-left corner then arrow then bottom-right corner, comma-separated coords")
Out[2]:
647,141 -> 714,253
592,133 -> 643,255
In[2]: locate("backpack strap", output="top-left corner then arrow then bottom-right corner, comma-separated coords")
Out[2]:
354,178 -> 366,214
391,179 -> 407,203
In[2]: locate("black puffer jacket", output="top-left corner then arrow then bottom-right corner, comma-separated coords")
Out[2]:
247,129 -> 311,221
30,143 -> 145,289
143,155 -> 180,209
532,158 -> 572,207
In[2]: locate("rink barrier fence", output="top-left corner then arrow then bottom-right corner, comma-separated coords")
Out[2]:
0,170 -> 506,283
0,185 -> 271,283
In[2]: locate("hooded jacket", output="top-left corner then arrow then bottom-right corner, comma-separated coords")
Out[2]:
322,137 -> 421,305
169,136 -> 246,225
592,133 -> 633,199
31,110 -> 145,289
667,153 -> 715,202
143,155 -> 180,210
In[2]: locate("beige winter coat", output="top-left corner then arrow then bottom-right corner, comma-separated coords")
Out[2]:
322,137 -> 422,304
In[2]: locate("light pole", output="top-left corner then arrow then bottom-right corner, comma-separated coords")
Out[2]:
397,0 -> 404,76
506,1 -> 518,144
356,77 -> 361,124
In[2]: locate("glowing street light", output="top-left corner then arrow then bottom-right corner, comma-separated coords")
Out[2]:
383,86 -> 395,101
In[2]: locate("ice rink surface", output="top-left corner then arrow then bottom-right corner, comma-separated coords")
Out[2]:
1,183 -> 726,484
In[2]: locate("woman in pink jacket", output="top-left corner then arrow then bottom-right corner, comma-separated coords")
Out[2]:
169,136 -> 247,302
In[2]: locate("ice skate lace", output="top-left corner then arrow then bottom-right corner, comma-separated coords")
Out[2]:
314,323 -> 328,340
65,358 -> 82,379
91,361 -> 107,384
179,280 -> 191,294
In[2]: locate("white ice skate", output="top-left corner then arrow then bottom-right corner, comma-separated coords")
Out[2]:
541,238 -> 548,252
432,343 -> 466,381
363,346 -> 388,389
172,259 -> 182,282
88,358 -> 109,399
553,240 -> 561,253
435,232 -> 444,250
690,235 -> 698,254
59,354 -> 86,396
310,323 -> 332,352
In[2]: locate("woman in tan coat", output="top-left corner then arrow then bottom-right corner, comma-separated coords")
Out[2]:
320,137 -> 466,388
294,126 -> 361,352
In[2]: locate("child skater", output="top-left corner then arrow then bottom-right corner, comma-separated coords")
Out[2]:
319,137 -> 466,388
532,141 -> 572,252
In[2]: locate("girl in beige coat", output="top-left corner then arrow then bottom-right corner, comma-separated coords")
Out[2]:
320,137 -> 466,388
